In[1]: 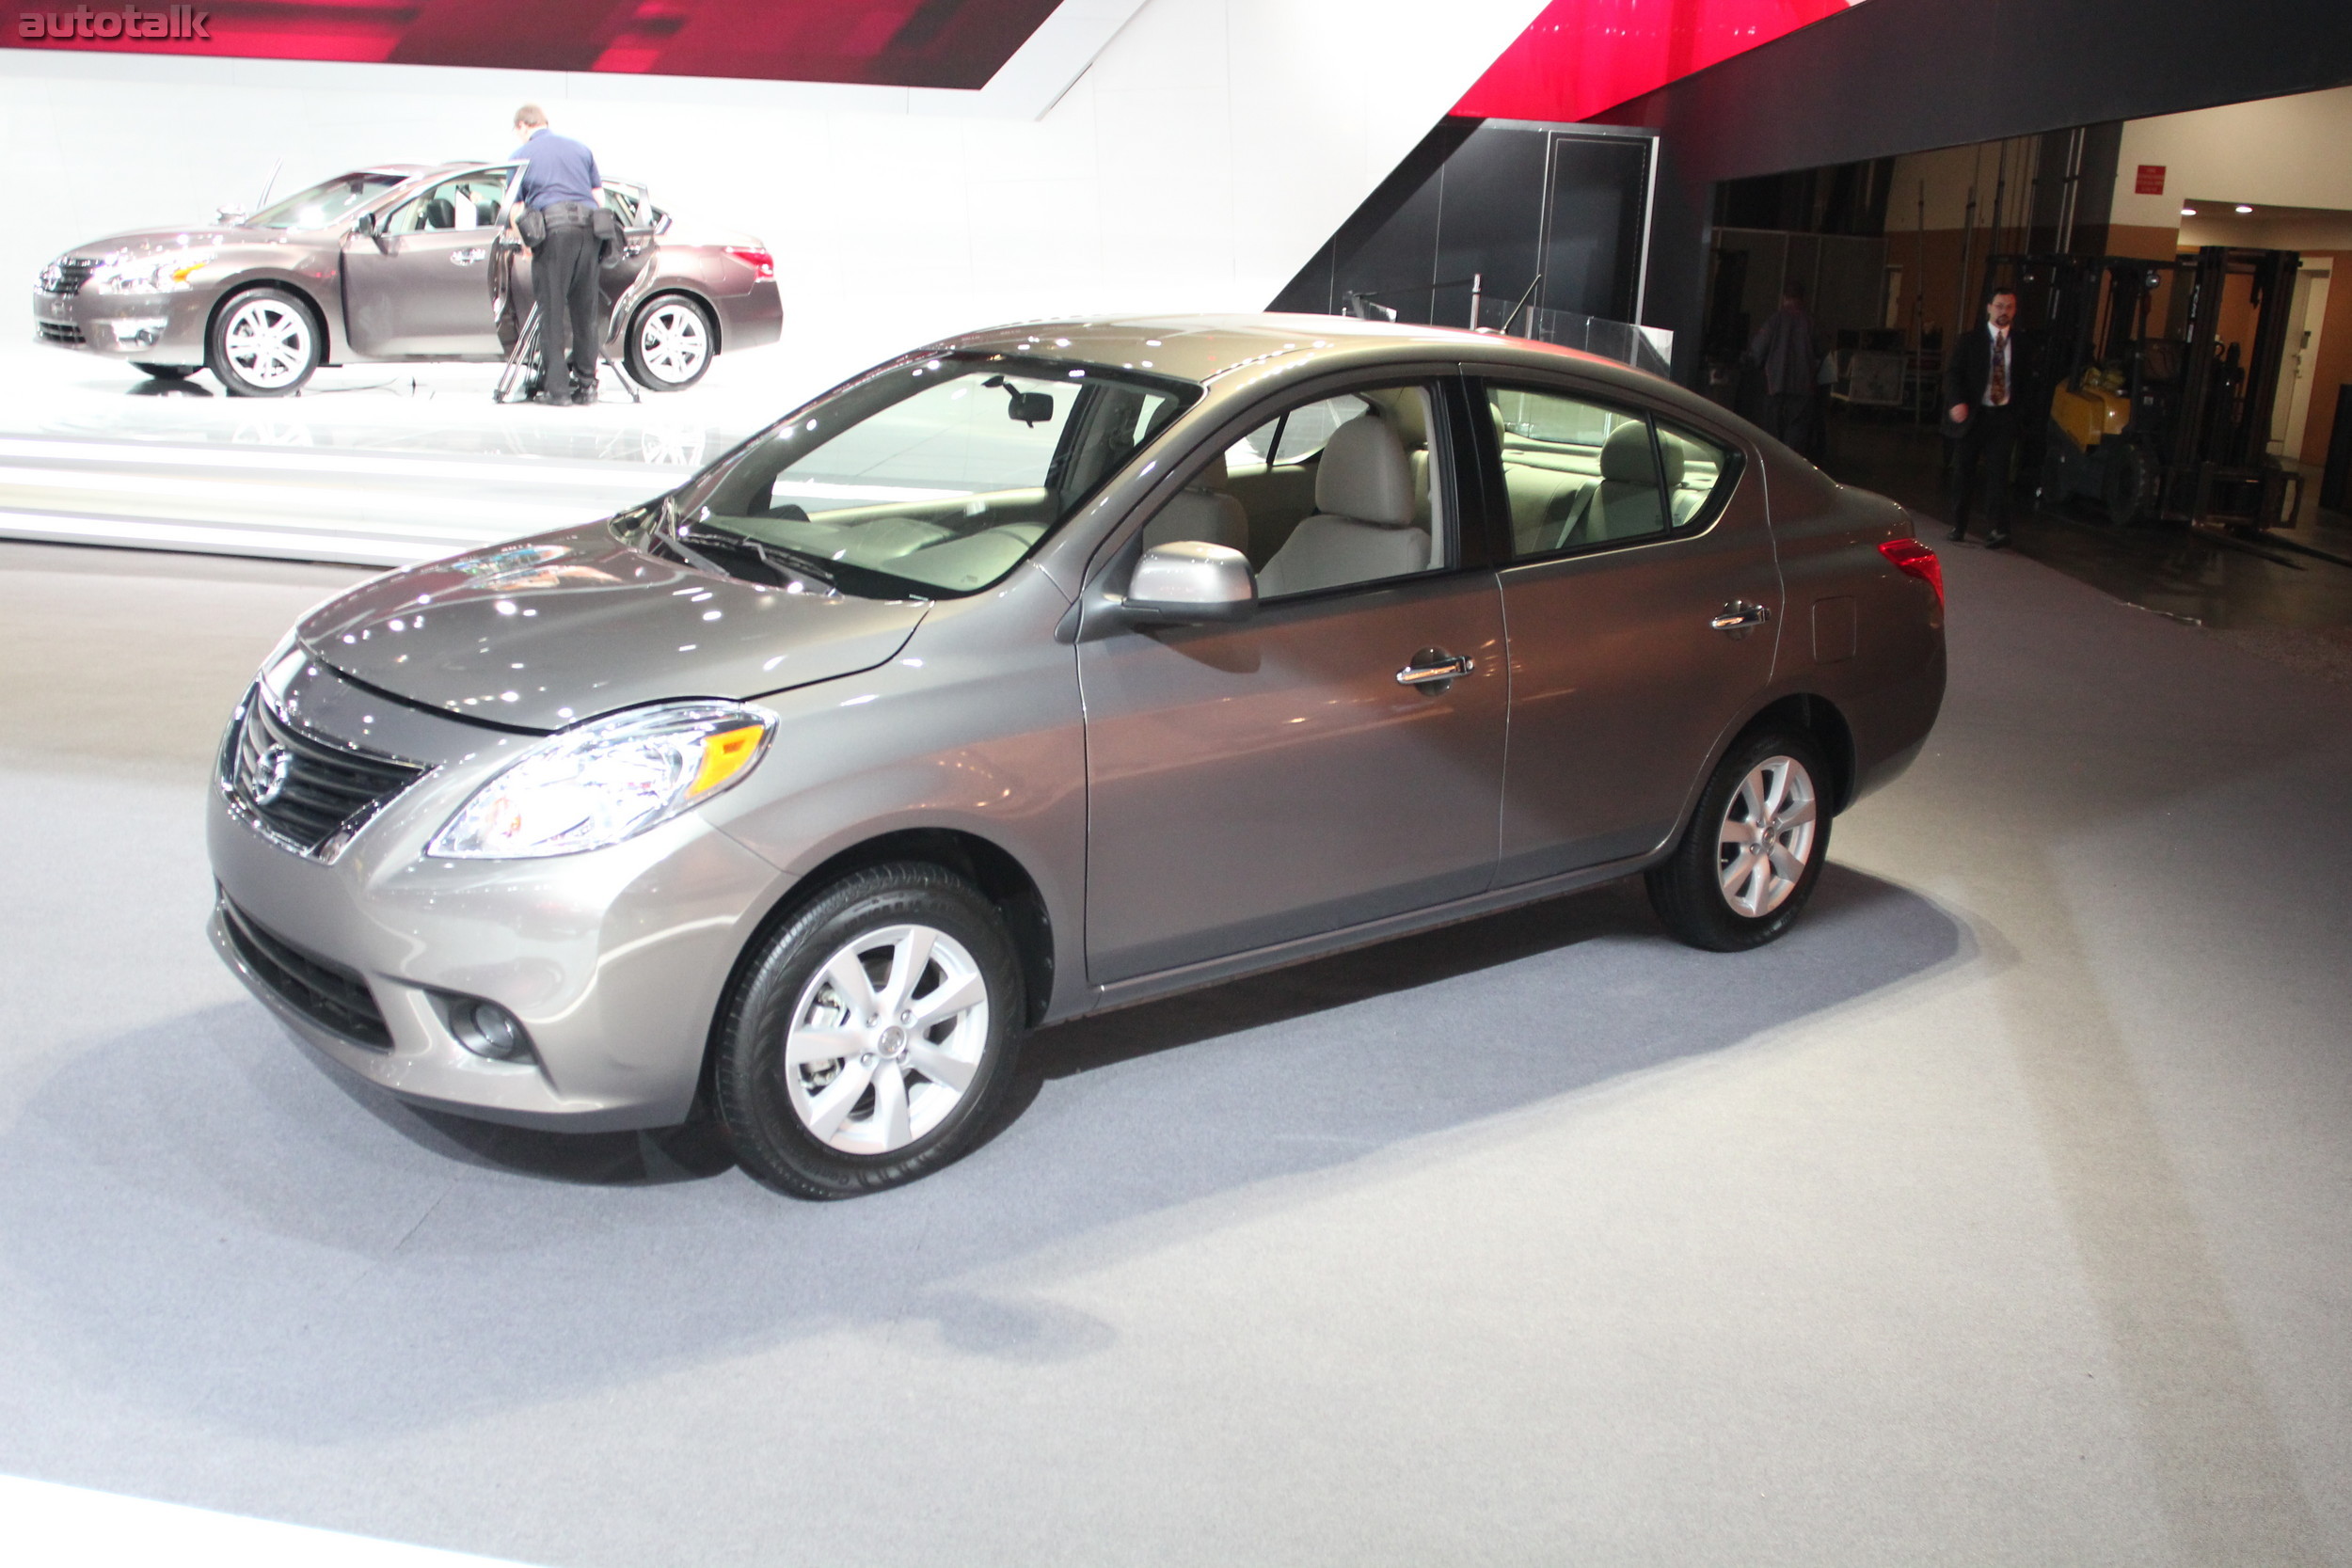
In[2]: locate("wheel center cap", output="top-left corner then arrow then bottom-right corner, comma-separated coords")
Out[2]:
878,1025 -> 907,1057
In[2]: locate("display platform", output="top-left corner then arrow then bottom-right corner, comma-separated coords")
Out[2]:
0,341 -> 812,566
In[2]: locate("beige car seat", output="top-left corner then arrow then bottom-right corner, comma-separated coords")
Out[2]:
1562,422 -> 1680,547
1257,415 -> 1429,596
1141,452 -> 1249,554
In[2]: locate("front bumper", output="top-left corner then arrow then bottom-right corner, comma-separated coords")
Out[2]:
206,663 -> 789,1132
32,285 -> 213,363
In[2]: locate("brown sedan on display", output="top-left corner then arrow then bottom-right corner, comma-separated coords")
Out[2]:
207,314 -> 1947,1197
31,163 -> 782,395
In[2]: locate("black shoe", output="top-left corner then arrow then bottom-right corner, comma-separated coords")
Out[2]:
538,391 -> 572,407
1985,531 -> 2010,549
1947,526 -> 1967,543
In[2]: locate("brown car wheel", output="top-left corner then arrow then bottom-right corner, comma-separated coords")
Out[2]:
1645,727 -> 1831,953
715,863 -> 1025,1199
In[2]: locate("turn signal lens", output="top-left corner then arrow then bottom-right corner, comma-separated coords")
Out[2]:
724,246 -> 775,281
1879,537 -> 1944,609
692,723 -> 766,796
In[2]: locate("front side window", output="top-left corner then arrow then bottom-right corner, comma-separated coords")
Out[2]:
252,172 -> 408,230
384,168 -> 514,235
1166,384 -> 1446,600
664,355 -> 1195,597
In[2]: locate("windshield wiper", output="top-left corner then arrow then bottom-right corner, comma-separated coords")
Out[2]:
674,514 -> 840,591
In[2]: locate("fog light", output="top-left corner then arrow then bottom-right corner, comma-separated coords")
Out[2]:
444,996 -> 533,1061
109,318 -> 168,348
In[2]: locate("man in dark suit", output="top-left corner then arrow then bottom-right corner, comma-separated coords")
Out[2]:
1943,286 -> 2026,546
1746,279 -> 1824,454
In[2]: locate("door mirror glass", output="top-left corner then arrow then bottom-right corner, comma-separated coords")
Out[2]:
1124,541 -> 1257,623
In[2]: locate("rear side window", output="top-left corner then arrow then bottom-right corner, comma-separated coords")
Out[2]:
1487,385 -> 1743,560
1656,419 -> 1742,531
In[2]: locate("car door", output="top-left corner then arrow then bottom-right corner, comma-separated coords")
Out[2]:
1077,375 -> 1507,984
341,166 -> 516,358
1474,374 -> 1783,883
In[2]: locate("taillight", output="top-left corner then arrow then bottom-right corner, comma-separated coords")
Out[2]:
1879,537 -> 1944,609
723,245 -> 774,281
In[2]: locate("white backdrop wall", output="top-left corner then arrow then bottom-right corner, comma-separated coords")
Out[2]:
2,0 -> 1548,405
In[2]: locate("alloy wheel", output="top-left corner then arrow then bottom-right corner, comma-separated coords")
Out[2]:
1717,754 -> 1818,917
636,301 -> 708,386
781,923 -> 990,1156
222,297 -> 313,391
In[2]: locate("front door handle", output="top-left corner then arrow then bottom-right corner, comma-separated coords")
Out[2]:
1710,602 -> 1772,633
452,247 -> 486,265
1396,651 -> 1473,689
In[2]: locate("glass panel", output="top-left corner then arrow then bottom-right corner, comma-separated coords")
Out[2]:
1489,385 -> 1666,558
673,356 -> 1193,598
252,172 -> 408,230
1656,419 -> 1739,528
1219,385 -> 1443,598
385,168 -> 514,235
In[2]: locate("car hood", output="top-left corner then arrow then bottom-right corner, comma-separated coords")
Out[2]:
62,225 -> 287,259
298,524 -> 929,733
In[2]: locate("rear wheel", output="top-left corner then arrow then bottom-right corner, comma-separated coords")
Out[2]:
626,293 -> 714,391
207,287 -> 320,397
714,863 -> 1024,1198
1645,728 -> 1831,952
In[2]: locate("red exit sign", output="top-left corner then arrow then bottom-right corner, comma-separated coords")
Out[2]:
2136,165 -> 2168,196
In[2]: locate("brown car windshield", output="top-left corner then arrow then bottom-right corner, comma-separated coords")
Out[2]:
250,173 -> 408,230
660,354 -> 1198,598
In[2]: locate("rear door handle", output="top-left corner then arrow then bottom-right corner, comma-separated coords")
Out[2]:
1710,602 -> 1772,632
1396,652 -> 1473,688
452,247 -> 486,265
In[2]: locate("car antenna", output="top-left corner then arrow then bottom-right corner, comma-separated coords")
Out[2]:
254,157 -> 283,214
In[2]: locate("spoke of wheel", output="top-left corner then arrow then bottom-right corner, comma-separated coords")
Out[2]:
785,1022 -> 859,1066
908,972 -> 984,1032
822,948 -> 882,1023
903,1040 -> 977,1093
1779,798 -> 1817,829
1736,772 -> 1766,827
870,1061 -> 912,1148
1760,761 -> 1791,817
1768,842 -> 1806,883
803,1057 -> 877,1141
879,928 -> 936,1017
1720,816 -> 1761,847
1721,847 -> 1761,907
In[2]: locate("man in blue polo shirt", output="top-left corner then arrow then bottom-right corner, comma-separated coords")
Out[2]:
510,103 -> 604,405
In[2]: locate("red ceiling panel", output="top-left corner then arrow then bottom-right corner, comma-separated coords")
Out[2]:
1456,0 -> 1853,122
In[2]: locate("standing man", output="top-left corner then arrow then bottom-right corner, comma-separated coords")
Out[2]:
1746,279 -> 1823,453
510,103 -> 603,406
1944,286 -> 2026,546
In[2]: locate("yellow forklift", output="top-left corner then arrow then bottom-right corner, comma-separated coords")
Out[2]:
1994,246 -> 2302,531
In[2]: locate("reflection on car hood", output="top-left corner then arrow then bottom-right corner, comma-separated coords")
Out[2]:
298,524 -> 929,733
65,225 -> 278,259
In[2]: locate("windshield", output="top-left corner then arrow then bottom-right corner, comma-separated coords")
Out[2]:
249,172 -> 408,230
664,353 -> 1198,597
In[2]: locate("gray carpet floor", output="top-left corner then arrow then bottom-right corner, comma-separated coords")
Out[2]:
0,537 -> 2345,1565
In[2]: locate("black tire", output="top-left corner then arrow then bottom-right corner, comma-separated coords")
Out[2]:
131,362 -> 196,380
1645,727 -> 1832,953
714,863 -> 1025,1199
625,293 -> 714,391
206,286 -> 321,397
2102,438 -> 2158,527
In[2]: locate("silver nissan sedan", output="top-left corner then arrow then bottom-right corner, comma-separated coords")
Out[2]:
208,314 -> 1947,1197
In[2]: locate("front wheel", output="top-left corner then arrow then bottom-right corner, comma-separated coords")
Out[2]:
207,287 -> 321,397
625,293 -> 714,391
714,863 -> 1025,1199
1645,729 -> 1831,952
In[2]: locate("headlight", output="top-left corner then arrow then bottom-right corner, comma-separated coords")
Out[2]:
428,702 -> 774,860
88,253 -> 215,294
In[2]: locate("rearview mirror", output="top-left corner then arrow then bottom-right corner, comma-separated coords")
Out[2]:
1007,391 -> 1054,425
1121,541 -> 1257,625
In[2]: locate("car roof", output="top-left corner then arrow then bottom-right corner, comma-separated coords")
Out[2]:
930,312 -> 1679,406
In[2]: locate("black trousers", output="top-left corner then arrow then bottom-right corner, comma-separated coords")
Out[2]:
1764,390 -> 1816,455
531,219 -> 602,399
1949,404 -> 2019,538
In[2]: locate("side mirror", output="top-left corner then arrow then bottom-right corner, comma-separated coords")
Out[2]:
1121,542 -> 1257,625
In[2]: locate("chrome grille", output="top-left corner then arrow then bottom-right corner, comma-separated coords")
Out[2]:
223,689 -> 430,858
39,258 -> 102,296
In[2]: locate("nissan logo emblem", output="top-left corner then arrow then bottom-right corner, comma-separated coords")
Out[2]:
248,744 -> 294,806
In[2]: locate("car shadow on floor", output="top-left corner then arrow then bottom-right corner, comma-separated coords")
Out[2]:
0,863 -> 1963,1445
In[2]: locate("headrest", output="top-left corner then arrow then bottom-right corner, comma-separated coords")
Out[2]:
1600,421 -> 1660,485
1314,414 -> 1416,528
421,198 -> 455,230
1654,432 -> 1687,486
1187,451 -> 1229,491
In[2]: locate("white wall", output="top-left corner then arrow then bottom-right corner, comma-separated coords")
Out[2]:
3,0 -> 1549,405
2111,85 -> 2352,230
